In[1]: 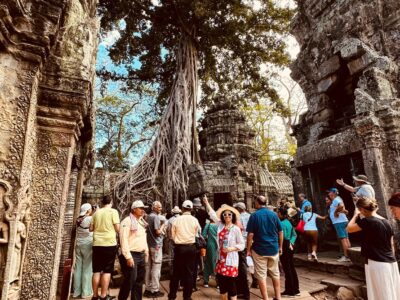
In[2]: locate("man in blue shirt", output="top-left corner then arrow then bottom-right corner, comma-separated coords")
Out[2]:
246,196 -> 283,300
296,193 -> 312,214
327,188 -> 351,262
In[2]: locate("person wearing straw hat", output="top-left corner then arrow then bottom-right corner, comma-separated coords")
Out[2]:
336,174 -> 375,200
73,203 -> 93,299
203,196 -> 245,300
118,200 -> 149,300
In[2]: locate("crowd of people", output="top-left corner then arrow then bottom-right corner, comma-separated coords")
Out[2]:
71,174 -> 400,300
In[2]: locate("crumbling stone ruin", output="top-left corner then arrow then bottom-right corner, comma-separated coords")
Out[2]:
188,102 -> 293,209
290,0 -> 400,218
0,1 -> 98,299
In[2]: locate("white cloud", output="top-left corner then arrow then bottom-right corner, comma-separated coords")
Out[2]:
100,30 -> 121,47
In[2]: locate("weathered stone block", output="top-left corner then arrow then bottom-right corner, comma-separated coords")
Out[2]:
317,74 -> 337,93
354,88 -> 375,114
334,38 -> 366,60
347,52 -> 377,75
318,55 -> 340,79
312,108 -> 334,123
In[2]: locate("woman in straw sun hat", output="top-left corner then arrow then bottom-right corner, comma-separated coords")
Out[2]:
202,195 -> 245,300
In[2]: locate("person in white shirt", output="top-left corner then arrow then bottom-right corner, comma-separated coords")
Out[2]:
168,200 -> 200,300
336,174 -> 375,201
302,206 -> 327,261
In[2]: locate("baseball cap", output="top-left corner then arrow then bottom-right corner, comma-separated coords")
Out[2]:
131,200 -> 149,210
182,200 -> 193,209
79,203 -> 92,216
327,187 -> 339,194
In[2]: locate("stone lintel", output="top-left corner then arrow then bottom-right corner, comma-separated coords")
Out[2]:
293,127 -> 363,168
347,52 -> 377,75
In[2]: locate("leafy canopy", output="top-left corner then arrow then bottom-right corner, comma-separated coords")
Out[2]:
98,0 -> 294,108
96,94 -> 157,171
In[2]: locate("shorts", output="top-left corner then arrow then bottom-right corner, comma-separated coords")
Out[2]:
216,273 -> 237,297
333,222 -> 349,239
251,250 -> 280,280
93,245 -> 117,273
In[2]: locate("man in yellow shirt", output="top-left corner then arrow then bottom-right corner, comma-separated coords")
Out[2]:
90,195 -> 120,300
168,200 -> 200,300
118,200 -> 149,300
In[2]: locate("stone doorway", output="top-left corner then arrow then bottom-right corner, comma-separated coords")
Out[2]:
213,193 -> 233,210
302,152 -> 365,216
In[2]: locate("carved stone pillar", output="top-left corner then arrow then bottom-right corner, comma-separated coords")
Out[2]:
354,116 -> 390,216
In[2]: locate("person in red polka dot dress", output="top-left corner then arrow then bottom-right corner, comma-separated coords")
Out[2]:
203,196 -> 245,300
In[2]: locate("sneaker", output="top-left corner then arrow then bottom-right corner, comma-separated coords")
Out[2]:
151,291 -> 165,297
337,256 -> 351,262
203,284 -> 209,288
99,296 -> 115,300
307,253 -> 312,260
281,291 -> 295,297
294,290 -> 301,296
311,253 -> 318,261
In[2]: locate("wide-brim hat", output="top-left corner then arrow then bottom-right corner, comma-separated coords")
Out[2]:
287,207 -> 297,218
216,204 -> 241,222
192,198 -> 202,207
171,206 -> 181,214
353,175 -> 371,184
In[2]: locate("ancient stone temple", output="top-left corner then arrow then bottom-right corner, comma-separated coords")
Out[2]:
290,0 -> 400,216
0,1 -> 98,299
188,102 -> 293,209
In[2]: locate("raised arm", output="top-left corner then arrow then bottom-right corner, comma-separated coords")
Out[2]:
202,196 -> 219,223
347,209 -> 362,233
336,178 -> 357,193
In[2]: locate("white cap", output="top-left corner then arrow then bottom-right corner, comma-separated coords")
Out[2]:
233,202 -> 246,210
131,200 -> 149,210
182,200 -> 193,209
79,203 -> 92,216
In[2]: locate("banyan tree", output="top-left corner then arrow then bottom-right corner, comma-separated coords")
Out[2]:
98,0 -> 293,216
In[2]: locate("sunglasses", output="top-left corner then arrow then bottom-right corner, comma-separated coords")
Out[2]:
223,212 -> 233,217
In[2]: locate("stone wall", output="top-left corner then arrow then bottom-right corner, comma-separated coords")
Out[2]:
290,0 -> 400,216
0,1 -> 98,299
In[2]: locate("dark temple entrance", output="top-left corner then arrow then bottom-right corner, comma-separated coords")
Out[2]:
213,192 -> 234,210
301,152 -> 365,216
300,152 -> 365,247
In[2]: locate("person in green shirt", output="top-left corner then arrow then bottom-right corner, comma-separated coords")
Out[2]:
277,207 -> 300,297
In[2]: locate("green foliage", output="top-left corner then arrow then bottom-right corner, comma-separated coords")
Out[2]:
96,94 -> 156,171
98,0 -> 294,109
267,157 -> 291,175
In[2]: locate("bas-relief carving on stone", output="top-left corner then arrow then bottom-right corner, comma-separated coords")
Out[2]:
0,0 -> 97,299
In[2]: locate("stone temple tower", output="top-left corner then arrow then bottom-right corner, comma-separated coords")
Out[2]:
290,0 -> 400,217
188,101 -> 293,210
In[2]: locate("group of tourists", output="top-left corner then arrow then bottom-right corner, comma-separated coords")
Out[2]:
71,174 -> 400,300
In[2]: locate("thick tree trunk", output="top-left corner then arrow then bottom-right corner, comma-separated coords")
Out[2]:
114,33 -> 200,216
